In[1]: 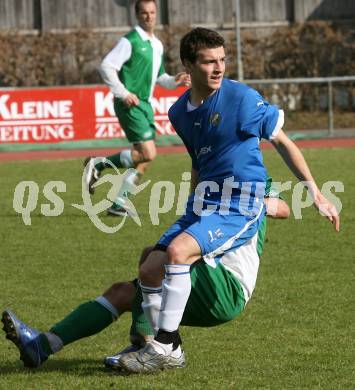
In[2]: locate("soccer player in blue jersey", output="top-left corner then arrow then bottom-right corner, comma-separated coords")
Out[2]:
117,27 -> 340,373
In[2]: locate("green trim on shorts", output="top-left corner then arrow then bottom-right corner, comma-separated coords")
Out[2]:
257,215 -> 267,257
114,98 -> 156,143
181,260 -> 245,327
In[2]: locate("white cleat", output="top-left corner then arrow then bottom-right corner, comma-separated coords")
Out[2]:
104,344 -> 142,371
84,157 -> 100,194
119,341 -> 186,374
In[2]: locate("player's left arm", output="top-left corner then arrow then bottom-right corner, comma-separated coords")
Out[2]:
271,129 -> 340,231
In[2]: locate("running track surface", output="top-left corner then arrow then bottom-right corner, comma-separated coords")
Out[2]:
1,137 -> 355,163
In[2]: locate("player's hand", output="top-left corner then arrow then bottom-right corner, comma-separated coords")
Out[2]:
313,190 -> 340,232
123,93 -> 139,107
175,72 -> 191,87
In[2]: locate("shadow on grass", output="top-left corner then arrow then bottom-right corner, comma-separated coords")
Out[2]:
0,358 -> 129,376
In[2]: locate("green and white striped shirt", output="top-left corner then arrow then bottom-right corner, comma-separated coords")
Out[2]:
100,25 -> 176,101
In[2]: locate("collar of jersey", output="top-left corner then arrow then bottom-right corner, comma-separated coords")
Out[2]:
185,88 -> 220,112
135,25 -> 155,42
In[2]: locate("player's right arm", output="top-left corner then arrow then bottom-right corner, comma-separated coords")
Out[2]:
99,38 -> 139,107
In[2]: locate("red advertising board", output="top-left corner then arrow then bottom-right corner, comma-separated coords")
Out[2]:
0,85 -> 186,144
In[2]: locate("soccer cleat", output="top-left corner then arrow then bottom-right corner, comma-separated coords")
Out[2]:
1,310 -> 48,368
119,341 -> 186,374
104,344 -> 141,371
107,204 -> 128,217
84,157 -> 100,194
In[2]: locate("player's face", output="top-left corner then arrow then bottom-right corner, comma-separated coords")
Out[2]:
136,1 -> 157,34
186,46 -> 226,94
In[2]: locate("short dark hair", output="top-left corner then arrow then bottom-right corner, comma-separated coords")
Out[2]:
135,0 -> 157,15
180,28 -> 225,63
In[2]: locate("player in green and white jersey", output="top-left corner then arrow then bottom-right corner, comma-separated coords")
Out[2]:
84,0 -> 190,216
2,178 -> 290,370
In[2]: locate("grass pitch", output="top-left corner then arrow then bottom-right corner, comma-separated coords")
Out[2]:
0,148 -> 354,389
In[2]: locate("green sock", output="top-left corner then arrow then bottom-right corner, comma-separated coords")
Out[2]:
130,281 -> 153,338
49,301 -> 116,346
95,152 -> 123,171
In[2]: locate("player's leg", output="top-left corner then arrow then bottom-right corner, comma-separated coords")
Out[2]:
120,207 -> 264,373
106,98 -> 156,216
105,246 -> 156,369
118,204 -> 202,373
1,244 -> 159,369
1,281 -> 137,368
107,139 -> 156,216
85,99 -> 157,209
120,232 -> 201,373
137,209 -> 199,336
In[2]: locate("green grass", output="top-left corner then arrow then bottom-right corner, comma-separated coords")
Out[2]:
0,149 -> 354,389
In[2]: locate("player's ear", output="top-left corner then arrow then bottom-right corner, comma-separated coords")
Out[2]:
182,59 -> 192,74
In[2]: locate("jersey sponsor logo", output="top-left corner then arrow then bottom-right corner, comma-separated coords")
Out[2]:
208,228 -> 224,243
257,100 -> 264,107
209,112 -> 221,126
195,145 -> 212,159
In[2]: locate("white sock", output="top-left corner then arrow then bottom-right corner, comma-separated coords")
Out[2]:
140,283 -> 162,335
114,170 -> 138,206
119,149 -> 134,168
158,264 -> 191,332
149,339 -> 173,356
44,332 -> 63,354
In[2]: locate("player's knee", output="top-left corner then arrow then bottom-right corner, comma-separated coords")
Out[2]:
139,256 -> 165,286
141,148 -> 156,162
102,282 -> 135,311
139,262 -> 155,285
139,246 -> 154,266
166,244 -> 185,265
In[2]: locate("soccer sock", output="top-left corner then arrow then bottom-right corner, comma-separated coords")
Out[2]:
140,283 -> 163,335
38,332 -> 63,356
130,281 -> 154,339
157,264 -> 191,334
48,297 -> 118,347
112,170 -> 139,207
95,149 -> 134,171
149,329 -> 183,355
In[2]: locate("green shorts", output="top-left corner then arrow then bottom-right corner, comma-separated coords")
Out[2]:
114,98 -> 156,143
181,260 -> 246,327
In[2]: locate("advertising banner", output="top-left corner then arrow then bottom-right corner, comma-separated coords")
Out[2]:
0,85 -> 186,145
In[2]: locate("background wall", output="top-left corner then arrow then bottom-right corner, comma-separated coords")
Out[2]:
1,0 -> 355,31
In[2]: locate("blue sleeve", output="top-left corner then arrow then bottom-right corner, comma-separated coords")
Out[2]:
238,88 -> 282,140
